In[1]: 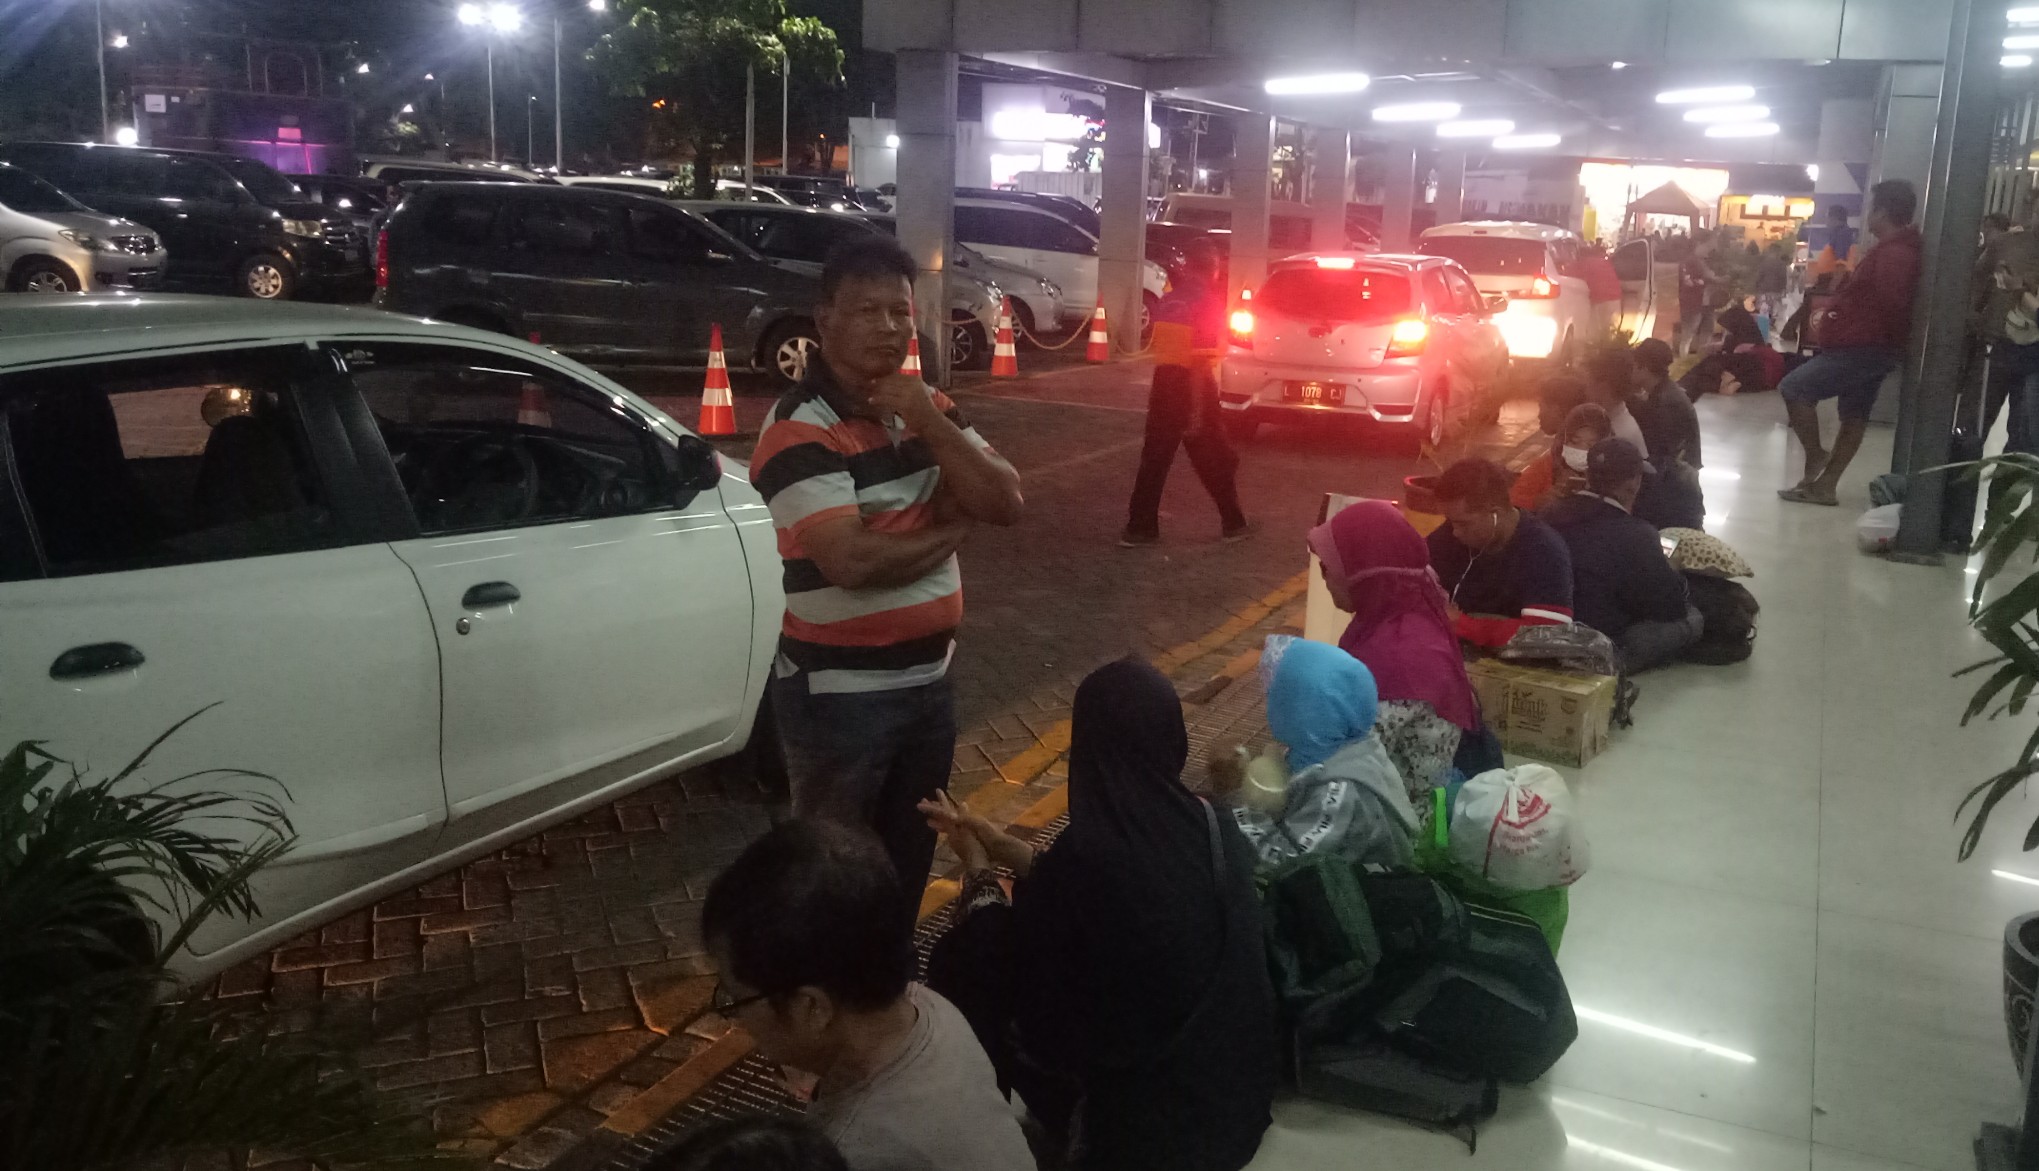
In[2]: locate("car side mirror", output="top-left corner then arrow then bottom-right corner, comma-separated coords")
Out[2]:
1485,293 -> 1509,314
672,433 -> 722,496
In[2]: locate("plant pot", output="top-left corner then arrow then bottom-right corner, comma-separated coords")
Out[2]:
2004,912 -> 2039,1077
1403,474 -> 1443,515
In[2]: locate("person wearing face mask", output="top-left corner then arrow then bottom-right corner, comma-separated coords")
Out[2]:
1426,458 -> 1575,649
1512,402 -> 1609,511
1544,438 -> 1704,672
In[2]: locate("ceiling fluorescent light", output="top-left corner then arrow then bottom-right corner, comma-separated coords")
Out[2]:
2007,34 -> 2039,48
1493,133 -> 1561,149
1372,101 -> 1461,123
2012,7 -> 2039,24
2008,54 -> 2035,67
1265,72 -> 1371,95
1704,121 -> 1780,138
1438,119 -> 1514,138
1655,84 -> 1756,104
1682,104 -> 1770,123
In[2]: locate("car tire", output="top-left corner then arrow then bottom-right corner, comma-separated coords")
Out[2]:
1556,327 -> 1577,369
237,252 -> 297,301
10,257 -> 81,294
1140,291 -> 1159,347
764,320 -> 821,390
952,317 -> 990,371
1010,300 -> 1040,347
1425,387 -> 1450,450
1224,412 -> 1259,442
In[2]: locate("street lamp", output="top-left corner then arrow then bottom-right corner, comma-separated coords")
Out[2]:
110,32 -> 128,49
457,3 -> 523,163
547,0 -> 613,172
527,95 -> 537,165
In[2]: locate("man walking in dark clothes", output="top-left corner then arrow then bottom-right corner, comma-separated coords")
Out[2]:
1122,239 -> 1250,546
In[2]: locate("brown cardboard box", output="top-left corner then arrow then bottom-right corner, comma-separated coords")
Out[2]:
1465,659 -> 1617,769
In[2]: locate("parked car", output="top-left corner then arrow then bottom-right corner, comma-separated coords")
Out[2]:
1418,220 -> 1591,366
1145,220 -> 1231,286
360,157 -> 546,185
953,197 -> 1166,335
0,161 -> 163,293
0,143 -> 365,300
556,175 -> 795,205
377,182 -> 823,387
688,202 -> 1002,370
0,294 -> 780,979
1219,252 -> 1510,448
856,212 -> 1065,345
288,174 -> 393,236
749,174 -> 866,211
958,187 -> 1102,237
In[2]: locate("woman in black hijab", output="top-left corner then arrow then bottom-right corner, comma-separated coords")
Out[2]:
922,658 -> 1278,1171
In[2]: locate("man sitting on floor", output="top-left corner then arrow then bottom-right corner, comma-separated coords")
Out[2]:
1543,438 -> 1705,672
702,820 -> 1037,1171
1428,458 -> 1576,648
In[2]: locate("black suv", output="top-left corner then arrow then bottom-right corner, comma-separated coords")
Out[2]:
0,142 -> 366,300
377,183 -> 823,387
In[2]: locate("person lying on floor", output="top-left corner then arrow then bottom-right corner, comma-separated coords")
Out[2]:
918,658 -> 1279,1171
700,820 -> 1036,1171
1305,499 -> 1492,791
1428,457 -> 1576,648
1211,637 -> 1422,864
1542,438 -> 1706,673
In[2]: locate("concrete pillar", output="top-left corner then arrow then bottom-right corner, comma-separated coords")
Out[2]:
894,50 -> 958,388
1229,112 -> 1274,308
1379,144 -> 1419,251
1311,127 -> 1351,252
1892,0 -> 1997,561
1099,85 -> 1151,355
1433,149 -> 1466,230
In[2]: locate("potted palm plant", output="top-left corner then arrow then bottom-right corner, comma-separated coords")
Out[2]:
0,713 -> 460,1171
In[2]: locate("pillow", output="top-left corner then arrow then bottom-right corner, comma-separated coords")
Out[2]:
1662,528 -> 1754,578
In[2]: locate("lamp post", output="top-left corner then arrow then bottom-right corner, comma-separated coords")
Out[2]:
457,3 -> 524,164
94,0 -> 109,142
526,95 -> 537,165
781,48 -> 789,173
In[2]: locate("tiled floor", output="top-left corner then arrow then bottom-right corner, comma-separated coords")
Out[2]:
1248,392 -> 2034,1171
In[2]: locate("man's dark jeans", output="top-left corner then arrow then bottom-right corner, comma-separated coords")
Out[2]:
770,670 -> 956,918
1126,364 -> 1245,537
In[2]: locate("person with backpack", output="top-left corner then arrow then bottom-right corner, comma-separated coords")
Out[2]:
1543,439 -> 1704,672
919,658 -> 1279,1171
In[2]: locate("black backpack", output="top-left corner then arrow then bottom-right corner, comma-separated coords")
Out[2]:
1682,573 -> 1759,665
1294,1031 -> 1498,1152
1371,904 -> 1578,1085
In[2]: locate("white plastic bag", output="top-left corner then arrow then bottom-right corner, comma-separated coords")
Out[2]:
1856,503 -> 1902,554
1449,764 -> 1591,890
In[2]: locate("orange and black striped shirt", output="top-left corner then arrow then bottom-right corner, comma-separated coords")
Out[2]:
749,363 -> 994,693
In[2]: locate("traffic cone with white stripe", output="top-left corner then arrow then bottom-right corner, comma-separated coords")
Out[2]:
516,382 -> 552,428
1085,299 -> 1110,363
698,323 -> 736,437
899,334 -> 923,379
990,297 -> 1020,377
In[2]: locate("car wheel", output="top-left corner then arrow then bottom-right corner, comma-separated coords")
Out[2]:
766,321 -> 821,390
11,257 -> 80,294
1425,388 -> 1449,450
951,317 -> 989,371
237,252 -> 297,300
1140,291 -> 1159,347
1556,328 -> 1577,369
1010,300 -> 1040,347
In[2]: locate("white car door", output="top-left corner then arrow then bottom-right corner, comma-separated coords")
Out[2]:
956,203 -> 1095,323
332,340 -> 754,843
0,343 -> 445,966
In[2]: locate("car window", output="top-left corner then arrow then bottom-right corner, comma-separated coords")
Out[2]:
344,344 -> 675,535
1416,235 -> 1547,276
955,204 -> 1028,249
2,347 -> 339,579
1612,239 -> 1651,282
1258,268 -> 1411,323
628,206 -> 713,263
164,158 -> 241,203
502,197 -> 622,257
1421,269 -> 1455,315
214,156 -> 301,204
1022,210 -> 1095,254
751,213 -> 867,261
0,166 -> 83,214
1443,268 -> 1487,315
420,191 -> 500,246
89,152 -> 173,197
702,210 -> 764,250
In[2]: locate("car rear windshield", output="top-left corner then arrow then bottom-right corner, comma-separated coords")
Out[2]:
0,166 -> 83,214
1417,236 -> 1546,275
1258,268 -> 1411,323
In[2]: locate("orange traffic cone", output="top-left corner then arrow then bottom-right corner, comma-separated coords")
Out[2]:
990,298 -> 1020,377
899,334 -> 923,378
699,324 -> 736,437
516,382 -> 551,428
1086,300 -> 1110,363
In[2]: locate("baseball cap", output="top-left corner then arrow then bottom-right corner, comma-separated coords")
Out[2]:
1587,437 -> 1646,493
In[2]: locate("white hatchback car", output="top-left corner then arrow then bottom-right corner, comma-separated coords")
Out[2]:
1418,220 -> 1591,367
0,296 -> 782,977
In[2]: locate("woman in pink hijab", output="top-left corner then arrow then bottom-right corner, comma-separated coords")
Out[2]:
1305,500 -> 1487,799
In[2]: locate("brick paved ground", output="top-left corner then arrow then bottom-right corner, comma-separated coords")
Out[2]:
204,355 -> 1546,1168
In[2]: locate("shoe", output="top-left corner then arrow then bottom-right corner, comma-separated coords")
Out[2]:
1118,528 -> 1161,548
1777,485 -> 1838,506
1221,519 -> 1256,543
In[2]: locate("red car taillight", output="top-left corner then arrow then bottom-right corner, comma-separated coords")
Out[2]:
1385,317 -> 1429,358
1229,307 -> 1255,349
374,228 -> 389,290
1516,272 -> 1558,299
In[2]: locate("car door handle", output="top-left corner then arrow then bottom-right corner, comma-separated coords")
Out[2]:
50,642 -> 146,681
461,581 -> 521,609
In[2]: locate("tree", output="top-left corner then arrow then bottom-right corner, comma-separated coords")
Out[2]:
588,0 -> 843,195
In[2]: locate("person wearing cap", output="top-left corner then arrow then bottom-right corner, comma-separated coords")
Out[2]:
1543,438 -> 1704,672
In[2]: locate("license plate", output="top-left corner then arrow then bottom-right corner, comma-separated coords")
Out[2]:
1283,380 -> 1345,405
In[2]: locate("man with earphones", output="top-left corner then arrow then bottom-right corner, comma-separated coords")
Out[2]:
1426,459 -> 1576,649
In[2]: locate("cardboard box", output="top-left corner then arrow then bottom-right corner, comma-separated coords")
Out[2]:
1465,659 -> 1617,769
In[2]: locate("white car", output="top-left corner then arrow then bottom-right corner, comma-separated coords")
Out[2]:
0,295 -> 782,978
953,197 -> 1167,335
1418,220 -> 1591,366
858,212 -> 1066,343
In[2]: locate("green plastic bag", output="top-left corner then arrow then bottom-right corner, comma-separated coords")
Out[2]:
1415,787 -> 1569,955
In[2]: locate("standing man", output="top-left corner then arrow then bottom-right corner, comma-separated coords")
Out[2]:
1677,229 -> 1723,355
749,238 -> 1024,916
1122,238 -> 1250,546
1777,180 -> 1923,506
1580,242 -> 1624,343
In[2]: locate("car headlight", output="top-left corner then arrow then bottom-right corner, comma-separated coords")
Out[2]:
57,228 -> 102,252
281,218 -> 324,238
1042,278 -> 1062,298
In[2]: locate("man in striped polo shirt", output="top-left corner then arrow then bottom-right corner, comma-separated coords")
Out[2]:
750,237 -> 1024,915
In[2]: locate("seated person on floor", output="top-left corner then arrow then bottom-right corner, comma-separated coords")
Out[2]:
700,821 -> 1036,1171
1212,637 -> 1421,865
1428,457 -> 1576,649
1519,404 -> 1705,531
1631,338 -> 1704,470
918,657 -> 1279,1171
1307,500 -> 1490,791
1583,345 -> 1652,461
1542,438 -> 1705,673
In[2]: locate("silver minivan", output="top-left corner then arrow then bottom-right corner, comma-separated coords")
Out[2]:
0,162 -> 163,293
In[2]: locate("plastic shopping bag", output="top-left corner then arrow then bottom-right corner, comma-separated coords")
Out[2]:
1856,503 -> 1902,554
1449,765 -> 1590,891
